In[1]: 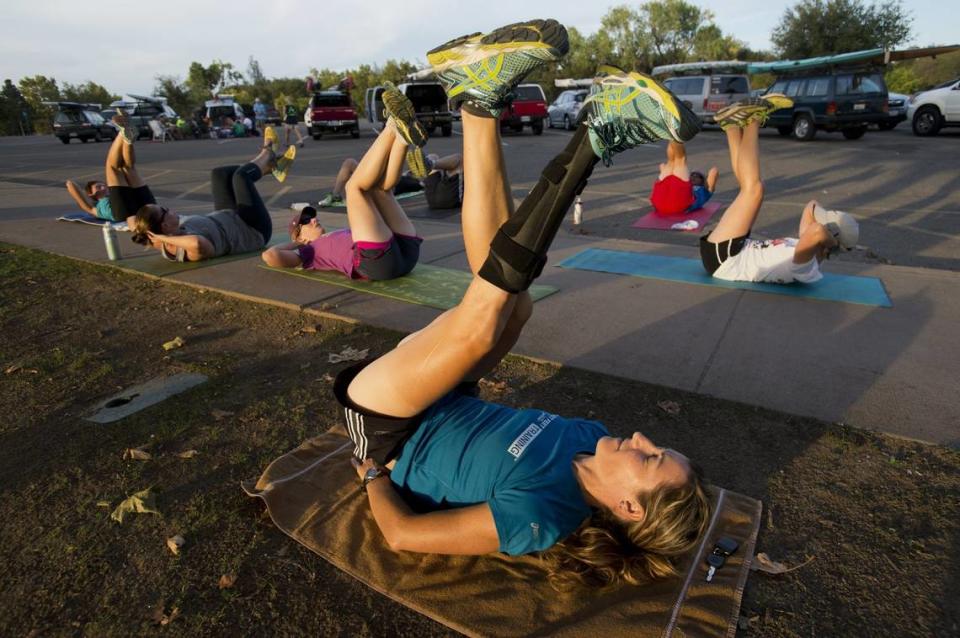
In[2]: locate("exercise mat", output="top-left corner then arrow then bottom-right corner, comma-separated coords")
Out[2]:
58,212 -> 129,230
243,430 -> 761,638
317,190 -> 424,208
631,201 -> 723,231
557,248 -> 892,307
113,234 -> 287,277
260,263 -> 558,310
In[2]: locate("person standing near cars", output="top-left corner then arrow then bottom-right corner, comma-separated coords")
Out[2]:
253,98 -> 267,134
282,101 -> 305,148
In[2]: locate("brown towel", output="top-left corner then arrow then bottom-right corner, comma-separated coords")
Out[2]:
243,430 -> 761,637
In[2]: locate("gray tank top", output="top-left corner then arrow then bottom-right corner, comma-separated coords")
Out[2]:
164,210 -> 266,261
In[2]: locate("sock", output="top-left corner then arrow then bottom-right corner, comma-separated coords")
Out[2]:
460,100 -> 498,119
479,126 -> 600,293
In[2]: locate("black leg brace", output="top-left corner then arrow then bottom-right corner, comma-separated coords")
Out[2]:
479,125 -> 599,293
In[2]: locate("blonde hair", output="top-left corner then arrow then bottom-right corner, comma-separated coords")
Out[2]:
130,204 -> 161,245
543,467 -> 710,591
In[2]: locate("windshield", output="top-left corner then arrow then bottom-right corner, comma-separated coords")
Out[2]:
514,85 -> 545,101
311,93 -> 350,108
710,76 -> 749,95
405,84 -> 447,108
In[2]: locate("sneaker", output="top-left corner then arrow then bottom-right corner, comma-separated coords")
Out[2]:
581,65 -> 701,166
317,192 -> 343,207
263,126 -> 279,154
715,94 -> 793,130
272,145 -> 296,183
382,82 -> 428,148
427,19 -> 569,117
405,147 -> 429,179
112,113 -> 137,144
813,204 -> 859,250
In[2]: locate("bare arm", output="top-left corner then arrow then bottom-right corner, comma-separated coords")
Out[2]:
355,459 -> 500,555
150,233 -> 215,262
65,180 -> 95,214
261,244 -> 303,268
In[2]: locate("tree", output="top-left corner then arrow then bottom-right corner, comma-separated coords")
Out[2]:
18,75 -> 61,134
153,75 -> 193,117
643,0 -> 710,66
61,81 -> 116,108
0,80 -> 30,135
772,0 -> 913,58
185,60 -> 244,103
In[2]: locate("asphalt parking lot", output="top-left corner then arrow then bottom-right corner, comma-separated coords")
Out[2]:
1,120 -> 958,271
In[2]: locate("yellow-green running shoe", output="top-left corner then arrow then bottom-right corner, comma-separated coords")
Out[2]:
715,94 -> 794,130
427,19 -> 568,117
382,81 -> 428,147
272,145 -> 296,183
405,147 -> 429,179
263,125 -> 279,154
581,65 -> 701,166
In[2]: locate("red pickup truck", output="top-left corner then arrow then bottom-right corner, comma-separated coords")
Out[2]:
305,91 -> 360,139
499,83 -> 548,135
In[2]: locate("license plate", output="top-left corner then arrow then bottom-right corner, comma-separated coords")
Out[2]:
521,116 -> 530,122
854,104 -> 866,111
69,132 -> 77,137
890,109 -> 903,116
325,120 -> 341,126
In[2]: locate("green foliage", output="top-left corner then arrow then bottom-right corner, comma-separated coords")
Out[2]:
60,81 -> 117,108
153,76 -> 193,117
772,0 -> 913,58
18,75 -> 61,134
0,80 -> 30,135
886,51 -> 960,93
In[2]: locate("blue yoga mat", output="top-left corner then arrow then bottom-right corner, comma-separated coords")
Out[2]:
556,248 -> 892,307
57,212 -> 129,230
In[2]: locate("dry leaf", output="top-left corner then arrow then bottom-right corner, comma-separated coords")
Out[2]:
177,450 -> 199,459
657,400 -> 681,416
166,535 -> 185,555
479,379 -> 508,393
162,336 -> 186,351
123,447 -> 152,461
210,409 -> 234,420
95,500 -> 111,508
328,347 -> 369,364
157,606 -> 180,626
321,373 -> 335,383
751,552 -> 816,575
110,489 -> 160,523
218,573 -> 238,589
300,325 -> 318,334
4,365 -> 21,375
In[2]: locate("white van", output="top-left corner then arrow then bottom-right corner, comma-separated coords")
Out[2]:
653,63 -> 751,124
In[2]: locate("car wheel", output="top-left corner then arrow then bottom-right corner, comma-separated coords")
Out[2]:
441,125 -> 452,137
350,129 -> 360,139
912,106 -> 942,137
59,137 -> 70,144
312,133 -> 322,140
842,127 -> 866,140
80,137 -> 89,143
532,121 -> 543,135
792,114 -> 816,141
563,115 -> 571,131
547,116 -> 554,129
93,131 -> 103,142
777,126 -> 792,137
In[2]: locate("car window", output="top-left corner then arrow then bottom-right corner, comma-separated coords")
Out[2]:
670,78 -> 705,95
769,80 -> 788,94
515,85 -> 545,101
711,76 -> 748,95
804,78 -> 830,97
836,73 -> 884,95
406,84 -> 447,107
85,112 -> 105,125
573,92 -> 586,103
786,80 -> 804,97
55,111 -> 84,124
311,93 -> 350,108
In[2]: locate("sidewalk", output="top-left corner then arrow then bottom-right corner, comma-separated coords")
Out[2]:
3,186 -> 958,447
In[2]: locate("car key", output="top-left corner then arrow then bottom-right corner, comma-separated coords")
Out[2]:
705,552 -> 725,582
714,536 -> 739,556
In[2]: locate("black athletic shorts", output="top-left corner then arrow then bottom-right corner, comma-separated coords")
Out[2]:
699,232 -> 749,275
393,174 -> 424,196
423,171 -> 460,210
354,234 -> 422,281
108,185 -> 156,221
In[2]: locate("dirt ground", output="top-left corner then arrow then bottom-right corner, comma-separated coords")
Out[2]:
0,243 -> 957,638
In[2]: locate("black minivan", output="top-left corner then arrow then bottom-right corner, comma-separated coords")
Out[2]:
764,69 -> 889,140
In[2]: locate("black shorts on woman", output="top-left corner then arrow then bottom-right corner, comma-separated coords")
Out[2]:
109,185 -> 156,220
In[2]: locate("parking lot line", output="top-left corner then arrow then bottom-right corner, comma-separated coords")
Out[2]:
266,186 -> 291,207
176,181 -> 211,200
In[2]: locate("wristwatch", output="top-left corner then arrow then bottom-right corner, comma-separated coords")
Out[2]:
361,466 -> 388,492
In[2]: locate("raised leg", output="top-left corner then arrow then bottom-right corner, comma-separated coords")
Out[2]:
707,121 -> 763,243
344,123 -> 405,243
333,158 -> 358,197
103,135 -> 129,187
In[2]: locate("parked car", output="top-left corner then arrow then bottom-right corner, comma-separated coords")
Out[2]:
877,92 -> 909,130
547,89 -> 587,130
907,77 -> 960,136
264,106 -> 282,126
48,102 -> 117,144
305,91 -> 360,139
365,82 -> 453,137
499,83 -> 547,135
110,95 -> 177,139
763,69 -> 889,141
204,96 -> 245,136
662,73 -> 751,124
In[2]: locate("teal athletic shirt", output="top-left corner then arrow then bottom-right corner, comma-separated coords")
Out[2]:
390,393 -> 609,555
95,197 -> 116,221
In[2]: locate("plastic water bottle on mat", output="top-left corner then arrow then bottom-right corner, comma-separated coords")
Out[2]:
102,224 -> 120,261
573,196 -> 583,225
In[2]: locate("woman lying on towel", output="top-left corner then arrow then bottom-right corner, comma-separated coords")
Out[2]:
650,140 -> 718,216
261,86 -> 423,281
700,98 -> 859,284
129,127 -> 295,261
64,114 -> 156,224
339,19 -> 710,590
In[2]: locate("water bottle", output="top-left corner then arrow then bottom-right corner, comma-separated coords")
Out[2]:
573,196 -> 583,225
102,224 -> 120,261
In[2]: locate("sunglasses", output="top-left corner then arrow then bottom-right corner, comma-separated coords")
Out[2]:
297,206 -> 317,226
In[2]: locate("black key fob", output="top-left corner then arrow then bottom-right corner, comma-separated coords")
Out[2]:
706,553 -> 726,568
715,536 -> 739,556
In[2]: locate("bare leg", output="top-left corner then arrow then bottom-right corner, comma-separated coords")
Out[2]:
430,153 -> 462,174
708,121 -> 763,243
117,138 -> 145,188
344,123 -> 403,242
379,132 -> 409,192
333,158 -> 358,197
798,200 -> 819,236
705,166 -> 719,192
103,135 -> 129,187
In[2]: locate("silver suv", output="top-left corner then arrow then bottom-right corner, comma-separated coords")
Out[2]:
662,74 -> 751,124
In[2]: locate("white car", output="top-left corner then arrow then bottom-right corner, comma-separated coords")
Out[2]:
907,77 -> 960,136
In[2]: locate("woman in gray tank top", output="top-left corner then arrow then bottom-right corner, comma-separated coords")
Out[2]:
130,130 -> 295,261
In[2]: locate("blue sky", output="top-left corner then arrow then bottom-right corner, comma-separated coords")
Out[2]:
6,0 -> 954,95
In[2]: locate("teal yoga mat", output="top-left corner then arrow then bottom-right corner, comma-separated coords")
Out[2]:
261,263 -> 558,310
556,248 -> 892,307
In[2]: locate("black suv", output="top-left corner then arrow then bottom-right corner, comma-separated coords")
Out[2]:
764,69 -> 889,141
50,102 -> 117,144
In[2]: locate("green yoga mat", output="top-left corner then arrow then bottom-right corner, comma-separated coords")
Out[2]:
318,190 -> 423,209
557,248 -> 892,307
114,235 -> 287,277
260,263 -> 558,310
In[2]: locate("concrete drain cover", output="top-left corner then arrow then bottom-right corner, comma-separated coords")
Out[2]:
86,373 -> 208,423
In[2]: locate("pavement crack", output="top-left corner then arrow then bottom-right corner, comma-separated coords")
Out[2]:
695,292 -> 744,393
